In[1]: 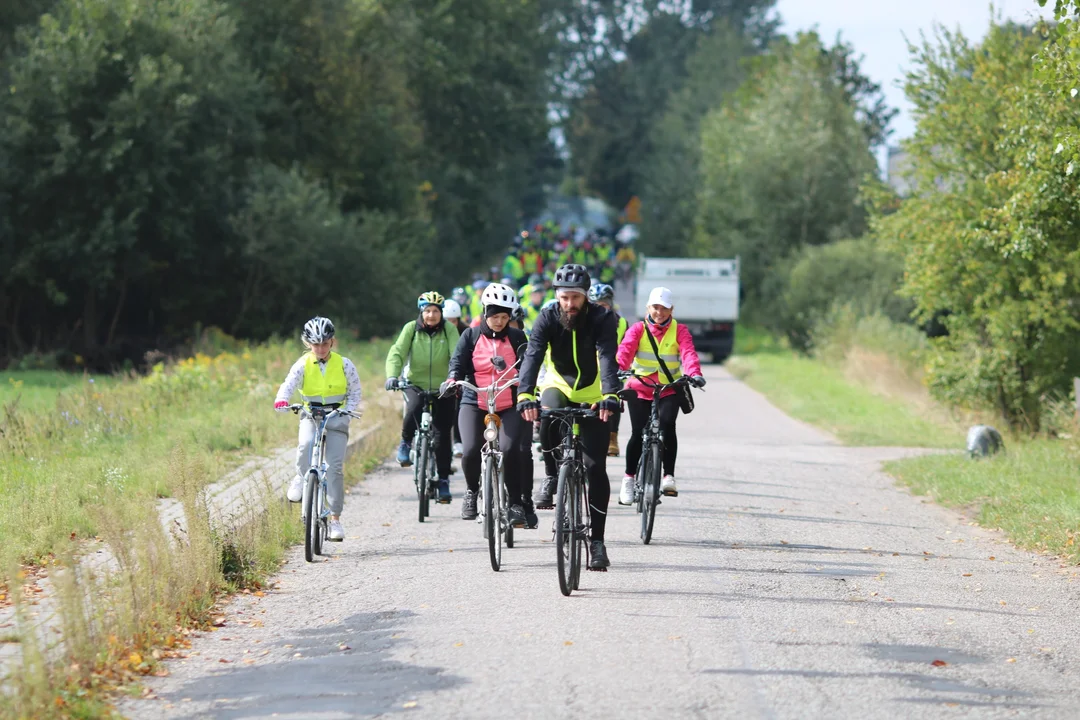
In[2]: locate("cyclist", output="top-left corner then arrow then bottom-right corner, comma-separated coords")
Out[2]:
444,284 -> 535,527
444,299 -> 468,334
588,283 -> 628,457
274,317 -> 362,542
517,263 -> 621,570
385,292 -> 460,503
616,286 -> 706,504
450,288 -> 472,324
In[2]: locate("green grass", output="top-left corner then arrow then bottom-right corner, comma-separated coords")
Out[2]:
0,370 -> 111,405
0,337 -> 390,572
887,440 -> 1080,561
728,348 -> 958,448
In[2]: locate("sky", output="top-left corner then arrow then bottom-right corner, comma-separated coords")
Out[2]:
775,0 -> 1053,149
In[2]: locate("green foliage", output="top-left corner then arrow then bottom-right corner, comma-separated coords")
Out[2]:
872,22 -> 1080,431
693,32 -> 881,317
776,237 -> 911,351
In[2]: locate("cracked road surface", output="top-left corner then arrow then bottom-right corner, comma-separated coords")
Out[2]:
121,366 -> 1080,719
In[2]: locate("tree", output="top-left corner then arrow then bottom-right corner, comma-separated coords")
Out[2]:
871,21 -> 1080,431
692,32 -> 881,319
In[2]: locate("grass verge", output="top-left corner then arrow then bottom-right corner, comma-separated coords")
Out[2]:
0,331 -> 395,718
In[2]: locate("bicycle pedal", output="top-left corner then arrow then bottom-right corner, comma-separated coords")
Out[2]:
661,490 -> 677,497
586,566 -> 608,572
326,536 -> 344,542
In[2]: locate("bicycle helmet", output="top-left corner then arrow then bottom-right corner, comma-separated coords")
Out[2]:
451,287 -> 469,304
528,273 -> 543,286
481,283 -> 520,312
552,263 -> 590,293
512,306 -> 526,324
443,299 -> 462,319
302,316 -> 335,344
588,283 -> 615,304
417,291 -> 445,310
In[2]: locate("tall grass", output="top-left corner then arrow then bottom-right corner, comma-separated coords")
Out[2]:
0,332 -> 396,718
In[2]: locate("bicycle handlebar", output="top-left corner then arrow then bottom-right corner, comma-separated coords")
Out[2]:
617,370 -> 697,390
540,406 -> 598,420
280,403 -> 362,421
446,377 -> 520,396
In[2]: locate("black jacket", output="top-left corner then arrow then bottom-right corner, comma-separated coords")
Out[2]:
518,301 -> 620,403
448,323 -> 528,407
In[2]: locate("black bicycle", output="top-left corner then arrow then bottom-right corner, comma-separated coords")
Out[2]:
541,406 -> 599,596
619,371 -> 699,545
394,382 -> 441,523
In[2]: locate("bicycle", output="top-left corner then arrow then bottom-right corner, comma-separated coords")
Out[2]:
393,382 -> 441,523
284,404 -> 361,562
541,406 -> 600,596
443,359 -> 520,572
618,371 -> 699,545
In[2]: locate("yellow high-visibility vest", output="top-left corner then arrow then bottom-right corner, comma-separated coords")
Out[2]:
301,352 -> 347,406
631,321 -> 682,382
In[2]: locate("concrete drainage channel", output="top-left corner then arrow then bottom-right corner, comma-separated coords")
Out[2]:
0,412 -> 385,678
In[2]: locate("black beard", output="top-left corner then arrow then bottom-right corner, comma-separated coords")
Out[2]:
558,306 -> 585,331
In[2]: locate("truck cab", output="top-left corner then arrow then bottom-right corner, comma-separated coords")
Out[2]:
634,256 -> 740,363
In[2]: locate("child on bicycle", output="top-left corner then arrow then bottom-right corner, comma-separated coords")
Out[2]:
274,316 -> 363,541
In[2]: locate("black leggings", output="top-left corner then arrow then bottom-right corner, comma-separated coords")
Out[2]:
539,388 -> 611,542
458,404 -> 526,500
625,393 -> 680,477
402,387 -> 455,479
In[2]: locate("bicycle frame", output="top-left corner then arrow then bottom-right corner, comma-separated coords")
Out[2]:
396,383 -> 440,519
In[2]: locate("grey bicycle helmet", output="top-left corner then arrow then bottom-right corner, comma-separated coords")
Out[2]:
553,263 -> 590,292
302,316 -> 335,344
588,283 -> 615,304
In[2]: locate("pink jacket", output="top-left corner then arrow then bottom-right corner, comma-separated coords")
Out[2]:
617,320 -> 702,401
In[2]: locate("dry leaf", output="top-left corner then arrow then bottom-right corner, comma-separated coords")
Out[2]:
403,701 -> 418,709
931,660 -> 948,667
564,641 -> 574,646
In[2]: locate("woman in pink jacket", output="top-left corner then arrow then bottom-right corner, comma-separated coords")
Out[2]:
616,287 -> 706,505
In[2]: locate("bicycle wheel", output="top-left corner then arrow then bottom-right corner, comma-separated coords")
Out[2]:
570,470 -> 584,590
483,455 -> 500,571
417,434 -> 430,523
313,480 -> 325,557
303,470 -> 318,563
634,439 -> 647,515
641,441 -> 661,545
554,463 -> 573,596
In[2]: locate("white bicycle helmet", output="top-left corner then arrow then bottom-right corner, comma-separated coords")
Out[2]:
481,282 -> 520,312
302,316 -> 335,344
443,299 -> 462,319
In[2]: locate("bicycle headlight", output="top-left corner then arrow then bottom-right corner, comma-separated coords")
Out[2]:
484,424 -> 498,442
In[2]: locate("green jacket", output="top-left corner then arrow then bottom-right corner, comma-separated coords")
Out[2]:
385,319 -> 460,392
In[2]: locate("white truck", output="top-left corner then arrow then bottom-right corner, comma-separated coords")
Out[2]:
633,256 -> 740,362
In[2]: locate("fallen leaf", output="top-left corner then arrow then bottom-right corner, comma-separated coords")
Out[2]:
564,641 -> 574,646
931,660 -> 948,667
339,643 -> 351,651
453,642 -> 464,647
293,653 -> 302,658
242,659 -> 256,665
128,652 -> 143,666
962,573 -> 972,577
253,591 -> 265,598
989,556 -> 996,561
1006,658 -> 1016,663
218,659 -> 230,664
403,701 -> 418,709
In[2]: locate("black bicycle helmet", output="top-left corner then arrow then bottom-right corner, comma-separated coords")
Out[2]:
552,263 -> 590,292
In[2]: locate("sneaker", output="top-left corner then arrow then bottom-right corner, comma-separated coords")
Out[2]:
589,540 -> 610,570
396,441 -> 412,467
608,432 -> 620,457
452,442 -> 464,458
661,474 -> 678,497
533,477 -> 557,509
507,504 -> 526,527
286,476 -> 304,503
437,478 -> 452,504
618,474 -> 634,506
520,497 -> 538,529
460,490 -> 478,520
328,519 -> 345,541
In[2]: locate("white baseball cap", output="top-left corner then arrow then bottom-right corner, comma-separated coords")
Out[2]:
647,287 -> 673,309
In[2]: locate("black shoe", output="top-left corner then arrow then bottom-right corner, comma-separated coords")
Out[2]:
533,477 -> 557,509
507,504 -> 526,528
588,540 -> 610,570
460,490 -> 478,520
520,497 -> 538,529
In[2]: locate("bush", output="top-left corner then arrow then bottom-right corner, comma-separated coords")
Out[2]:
775,237 -> 912,352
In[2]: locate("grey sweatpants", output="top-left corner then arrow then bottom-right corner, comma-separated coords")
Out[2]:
296,415 -> 350,515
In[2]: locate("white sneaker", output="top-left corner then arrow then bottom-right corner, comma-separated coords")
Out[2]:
618,475 -> 635,506
452,442 -> 464,458
286,476 -> 304,503
661,475 -> 678,497
328,520 -> 345,541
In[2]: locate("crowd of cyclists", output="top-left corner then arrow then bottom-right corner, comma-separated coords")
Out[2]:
275,222 -> 704,570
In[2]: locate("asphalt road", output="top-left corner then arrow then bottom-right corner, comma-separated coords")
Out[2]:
121,366 -> 1080,719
